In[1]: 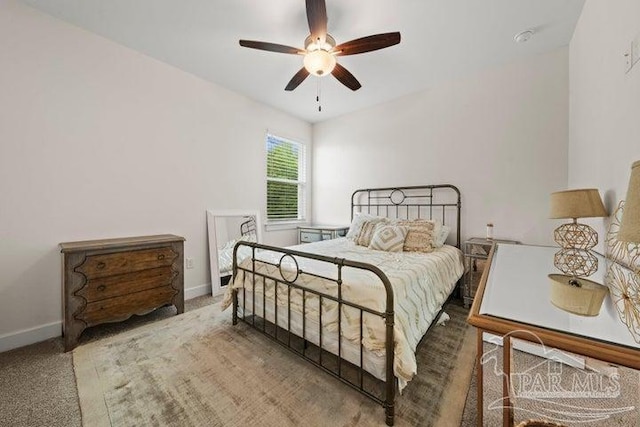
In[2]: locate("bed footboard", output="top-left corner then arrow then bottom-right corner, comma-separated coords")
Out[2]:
231,241 -> 396,426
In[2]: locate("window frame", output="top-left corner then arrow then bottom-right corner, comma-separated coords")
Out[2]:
265,133 -> 308,230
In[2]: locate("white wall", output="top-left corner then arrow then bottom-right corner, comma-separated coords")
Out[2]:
312,48 -> 569,246
569,0 -> 640,241
0,0 -> 311,350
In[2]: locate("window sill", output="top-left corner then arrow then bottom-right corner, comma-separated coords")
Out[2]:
265,220 -> 307,232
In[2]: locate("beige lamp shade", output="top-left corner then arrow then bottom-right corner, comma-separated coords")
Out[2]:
618,160 -> 640,244
548,274 -> 608,316
549,189 -> 607,219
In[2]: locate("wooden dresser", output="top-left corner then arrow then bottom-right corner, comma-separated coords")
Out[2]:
60,234 -> 185,351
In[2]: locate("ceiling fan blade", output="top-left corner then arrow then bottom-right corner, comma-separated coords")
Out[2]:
331,63 -> 361,91
285,68 -> 311,91
306,0 -> 328,42
333,32 -> 401,56
239,40 -> 305,55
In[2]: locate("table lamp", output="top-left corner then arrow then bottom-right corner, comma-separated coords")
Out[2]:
613,160 -> 640,339
549,188 -> 608,316
550,188 -> 607,277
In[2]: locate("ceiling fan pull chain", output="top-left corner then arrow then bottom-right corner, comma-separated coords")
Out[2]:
317,78 -> 322,112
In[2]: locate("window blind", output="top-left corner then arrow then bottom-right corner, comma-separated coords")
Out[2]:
266,134 -> 306,221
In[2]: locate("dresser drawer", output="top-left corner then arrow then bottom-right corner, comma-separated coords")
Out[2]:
300,230 -> 332,243
75,247 -> 177,279
298,226 -> 349,244
76,267 -> 176,302
80,286 -> 178,327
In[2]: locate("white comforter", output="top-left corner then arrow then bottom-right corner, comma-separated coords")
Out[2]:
221,238 -> 464,390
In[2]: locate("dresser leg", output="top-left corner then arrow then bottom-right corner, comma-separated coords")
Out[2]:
174,292 -> 184,314
64,321 -> 86,352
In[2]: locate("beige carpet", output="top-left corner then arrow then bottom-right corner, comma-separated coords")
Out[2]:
0,295 -> 215,427
461,342 -> 640,426
73,302 -> 475,427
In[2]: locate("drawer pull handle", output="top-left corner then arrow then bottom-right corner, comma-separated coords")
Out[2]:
97,285 -> 106,292
157,254 -> 165,260
96,262 -> 106,270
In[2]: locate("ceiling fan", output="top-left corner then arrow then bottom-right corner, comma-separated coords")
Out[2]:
239,0 -> 401,92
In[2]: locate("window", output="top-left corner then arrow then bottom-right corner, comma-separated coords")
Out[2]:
266,134 -> 306,223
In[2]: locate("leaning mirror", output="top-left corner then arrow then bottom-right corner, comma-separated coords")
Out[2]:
206,210 -> 262,296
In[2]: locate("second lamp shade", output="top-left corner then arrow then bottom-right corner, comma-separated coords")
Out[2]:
550,188 -> 607,219
618,160 -> 640,244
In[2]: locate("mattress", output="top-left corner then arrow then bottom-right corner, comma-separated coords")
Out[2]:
221,237 -> 464,390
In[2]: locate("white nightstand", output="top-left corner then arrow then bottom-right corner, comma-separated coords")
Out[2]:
298,225 -> 349,244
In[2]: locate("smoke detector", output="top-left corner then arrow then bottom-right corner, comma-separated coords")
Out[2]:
514,30 -> 534,43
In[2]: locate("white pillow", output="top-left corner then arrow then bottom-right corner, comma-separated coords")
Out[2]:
432,224 -> 451,248
346,212 -> 387,240
368,225 -> 409,252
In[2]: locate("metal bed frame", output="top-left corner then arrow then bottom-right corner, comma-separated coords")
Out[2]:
240,216 -> 257,236
230,185 -> 461,426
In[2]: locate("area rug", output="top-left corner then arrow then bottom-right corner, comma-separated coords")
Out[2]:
461,342 -> 640,426
73,301 -> 475,427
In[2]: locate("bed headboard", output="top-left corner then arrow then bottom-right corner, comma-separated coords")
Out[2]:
351,184 -> 462,248
240,217 -> 257,236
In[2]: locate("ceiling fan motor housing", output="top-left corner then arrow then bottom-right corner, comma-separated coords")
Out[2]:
304,34 -> 336,51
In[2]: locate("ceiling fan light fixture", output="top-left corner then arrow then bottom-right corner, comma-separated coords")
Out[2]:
303,50 -> 336,76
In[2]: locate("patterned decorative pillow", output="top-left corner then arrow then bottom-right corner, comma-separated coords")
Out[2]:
369,225 -> 409,252
346,213 -> 387,240
396,219 -> 437,252
355,220 -> 384,247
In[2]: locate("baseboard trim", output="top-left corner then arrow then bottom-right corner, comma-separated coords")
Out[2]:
184,282 -> 212,300
0,283 -> 212,354
484,332 -> 585,369
0,321 -> 61,354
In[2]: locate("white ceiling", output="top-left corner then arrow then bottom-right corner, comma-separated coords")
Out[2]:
21,0 -> 584,123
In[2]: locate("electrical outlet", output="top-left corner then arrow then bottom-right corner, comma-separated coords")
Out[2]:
186,258 -> 195,269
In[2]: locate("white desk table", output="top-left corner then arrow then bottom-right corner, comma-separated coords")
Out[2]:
468,243 -> 640,426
